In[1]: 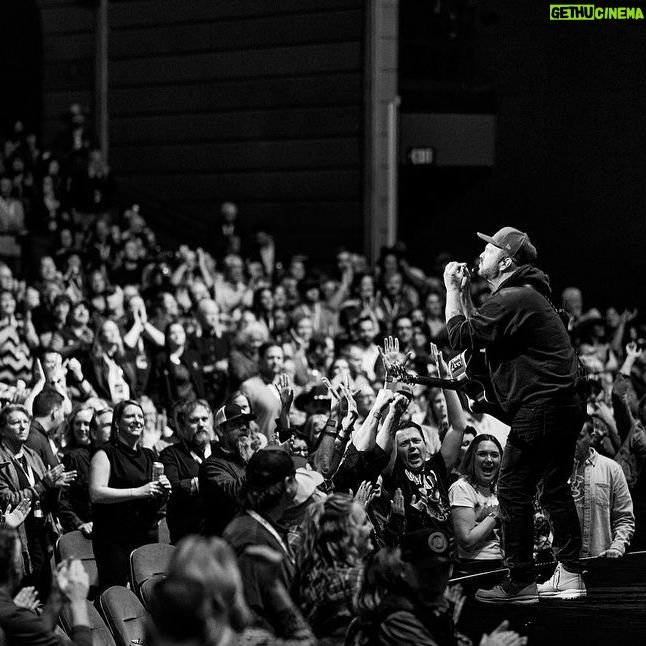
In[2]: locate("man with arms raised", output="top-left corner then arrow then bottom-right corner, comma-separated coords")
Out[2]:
444,227 -> 584,603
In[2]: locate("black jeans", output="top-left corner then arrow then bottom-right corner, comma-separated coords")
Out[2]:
497,401 -> 584,582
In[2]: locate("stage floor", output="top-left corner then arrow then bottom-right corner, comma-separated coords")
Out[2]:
456,553 -> 646,645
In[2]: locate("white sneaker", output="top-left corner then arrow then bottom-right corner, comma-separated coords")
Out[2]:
537,563 -> 586,599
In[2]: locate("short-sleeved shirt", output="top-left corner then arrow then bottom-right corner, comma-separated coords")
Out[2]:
448,476 -> 502,560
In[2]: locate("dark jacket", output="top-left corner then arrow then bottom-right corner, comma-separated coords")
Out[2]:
447,264 -> 579,417
159,441 -> 217,543
59,446 -> 92,531
348,594 -> 456,646
223,511 -> 295,624
26,420 -> 60,469
0,589 -> 91,646
0,443 -> 59,574
152,349 -> 206,411
198,446 -> 246,536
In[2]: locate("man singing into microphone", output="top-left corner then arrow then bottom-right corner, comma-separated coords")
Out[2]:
444,227 -> 585,604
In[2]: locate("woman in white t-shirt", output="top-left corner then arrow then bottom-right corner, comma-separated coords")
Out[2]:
448,434 -> 504,575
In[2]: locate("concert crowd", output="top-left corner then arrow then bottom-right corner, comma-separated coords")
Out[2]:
0,112 -> 643,645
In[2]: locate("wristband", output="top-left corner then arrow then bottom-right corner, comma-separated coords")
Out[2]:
373,411 -> 382,421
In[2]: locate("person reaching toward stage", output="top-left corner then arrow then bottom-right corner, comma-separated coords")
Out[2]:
444,227 -> 585,604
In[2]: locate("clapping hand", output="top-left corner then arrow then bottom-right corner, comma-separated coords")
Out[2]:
444,583 -> 466,625
3,499 -> 31,528
13,586 -> 41,612
55,559 -> 90,603
480,620 -> 528,646
44,465 -> 77,489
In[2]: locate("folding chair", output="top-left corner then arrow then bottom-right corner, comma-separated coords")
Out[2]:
97,586 -> 147,646
56,530 -> 99,597
60,599 -> 116,646
138,573 -> 166,610
157,517 -> 171,544
129,543 -> 174,595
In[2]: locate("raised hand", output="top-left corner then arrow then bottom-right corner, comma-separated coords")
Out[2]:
390,487 -> 405,517
429,342 -> 451,378
379,336 -> 412,380
33,358 -> 46,385
354,480 -> 377,510
339,381 -> 358,420
626,341 -> 643,360
275,373 -> 294,411
65,357 -> 84,382
390,393 -> 411,416
321,376 -> 342,415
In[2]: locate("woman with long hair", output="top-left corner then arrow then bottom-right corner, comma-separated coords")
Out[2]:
89,399 -> 171,590
349,536 -> 525,646
59,404 -> 95,535
448,434 -> 504,574
152,321 -> 205,412
294,493 -> 373,644
162,535 -> 315,646
88,319 -> 139,403
159,399 -> 216,543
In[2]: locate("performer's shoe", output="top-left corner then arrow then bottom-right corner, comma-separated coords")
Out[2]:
475,579 -> 539,605
537,563 -> 586,599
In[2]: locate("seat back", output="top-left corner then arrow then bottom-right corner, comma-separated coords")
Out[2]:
98,586 -> 147,646
138,574 -> 166,610
157,517 -> 171,544
56,530 -> 98,594
129,543 -> 175,593
60,600 -> 116,646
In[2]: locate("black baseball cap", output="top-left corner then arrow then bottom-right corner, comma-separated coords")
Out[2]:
214,403 -> 255,429
246,446 -> 295,489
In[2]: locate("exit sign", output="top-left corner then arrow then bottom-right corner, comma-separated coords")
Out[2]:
407,147 -> 435,165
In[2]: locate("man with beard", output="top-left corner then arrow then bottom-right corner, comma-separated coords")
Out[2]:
240,343 -> 284,442
444,227 -> 585,604
160,400 -> 218,543
199,403 -> 255,536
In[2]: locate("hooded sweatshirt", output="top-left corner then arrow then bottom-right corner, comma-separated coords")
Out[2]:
446,265 -> 579,418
